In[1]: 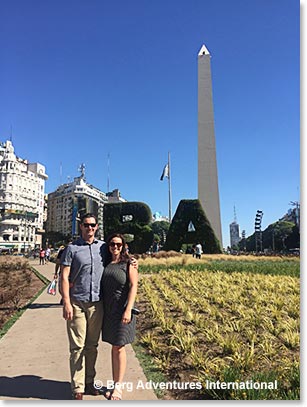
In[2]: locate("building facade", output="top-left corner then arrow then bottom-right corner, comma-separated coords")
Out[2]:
229,221 -> 240,248
0,140 -> 48,252
106,188 -> 126,204
46,177 -> 125,240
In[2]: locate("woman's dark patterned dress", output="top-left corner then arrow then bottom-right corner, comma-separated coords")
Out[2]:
101,261 -> 136,346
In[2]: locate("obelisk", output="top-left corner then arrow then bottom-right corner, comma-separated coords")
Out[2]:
198,44 -> 223,245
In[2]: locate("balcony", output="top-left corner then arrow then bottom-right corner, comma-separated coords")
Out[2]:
0,219 -> 20,226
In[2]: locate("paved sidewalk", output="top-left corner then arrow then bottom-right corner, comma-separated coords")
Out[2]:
0,261 -> 157,401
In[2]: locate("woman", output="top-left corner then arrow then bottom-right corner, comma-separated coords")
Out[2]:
102,233 -> 138,400
39,248 -> 45,265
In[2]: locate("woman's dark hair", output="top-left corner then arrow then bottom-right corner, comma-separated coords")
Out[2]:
106,233 -> 130,264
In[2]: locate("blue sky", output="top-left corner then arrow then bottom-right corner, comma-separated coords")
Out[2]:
0,0 -> 300,248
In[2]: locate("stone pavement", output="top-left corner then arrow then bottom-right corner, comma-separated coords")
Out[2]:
0,260 -> 158,401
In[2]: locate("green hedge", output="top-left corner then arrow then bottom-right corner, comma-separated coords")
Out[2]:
163,199 -> 222,253
103,201 -> 153,253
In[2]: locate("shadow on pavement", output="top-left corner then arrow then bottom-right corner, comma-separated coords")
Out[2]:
27,303 -> 62,309
0,375 -> 71,400
0,304 -> 61,312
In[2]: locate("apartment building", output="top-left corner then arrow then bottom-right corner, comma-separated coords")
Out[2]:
229,221 -> 240,248
46,176 -> 124,239
0,140 -> 48,252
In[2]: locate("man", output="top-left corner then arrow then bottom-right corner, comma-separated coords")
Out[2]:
61,213 -> 106,400
45,247 -> 51,263
54,244 -> 70,305
54,246 -> 65,279
195,242 -> 203,259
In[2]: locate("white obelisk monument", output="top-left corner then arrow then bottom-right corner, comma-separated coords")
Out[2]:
198,44 -> 223,245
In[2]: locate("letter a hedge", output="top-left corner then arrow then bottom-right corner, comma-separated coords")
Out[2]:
163,199 -> 222,253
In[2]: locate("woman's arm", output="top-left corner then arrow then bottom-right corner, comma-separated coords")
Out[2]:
122,263 -> 138,324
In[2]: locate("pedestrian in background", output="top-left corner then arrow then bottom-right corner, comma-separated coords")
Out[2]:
39,248 -> 45,265
195,242 -> 203,259
45,247 -> 51,263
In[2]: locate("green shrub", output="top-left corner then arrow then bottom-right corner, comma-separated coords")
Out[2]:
103,202 -> 154,253
163,199 -> 222,253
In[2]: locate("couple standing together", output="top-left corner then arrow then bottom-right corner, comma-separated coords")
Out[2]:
60,213 -> 138,400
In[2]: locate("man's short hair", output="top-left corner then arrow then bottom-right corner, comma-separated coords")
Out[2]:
80,213 -> 98,225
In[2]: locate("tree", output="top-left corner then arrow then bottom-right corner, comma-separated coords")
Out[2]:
239,220 -> 298,252
151,221 -> 170,245
270,221 -> 296,251
43,231 -> 71,248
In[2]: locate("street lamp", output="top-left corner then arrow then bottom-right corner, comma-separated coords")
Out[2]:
23,212 -> 29,254
241,229 -> 246,251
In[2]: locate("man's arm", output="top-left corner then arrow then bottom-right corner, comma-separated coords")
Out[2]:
61,265 -> 73,320
130,256 -> 138,269
54,258 -> 61,278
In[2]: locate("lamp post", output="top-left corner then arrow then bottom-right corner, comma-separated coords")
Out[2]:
75,207 -> 87,239
254,210 -> 263,253
23,212 -> 28,255
241,229 -> 246,252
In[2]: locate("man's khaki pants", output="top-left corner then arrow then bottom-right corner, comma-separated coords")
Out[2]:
67,300 -> 103,393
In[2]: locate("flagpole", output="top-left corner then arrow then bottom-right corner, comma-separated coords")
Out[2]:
168,151 -> 172,222
107,153 -> 110,193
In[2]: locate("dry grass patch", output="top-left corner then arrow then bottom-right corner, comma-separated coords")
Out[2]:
0,256 -> 46,330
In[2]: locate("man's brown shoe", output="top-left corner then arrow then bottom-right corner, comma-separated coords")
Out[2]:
72,392 -> 83,400
85,383 -> 100,396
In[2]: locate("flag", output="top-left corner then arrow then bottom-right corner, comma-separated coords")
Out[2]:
160,164 -> 169,181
